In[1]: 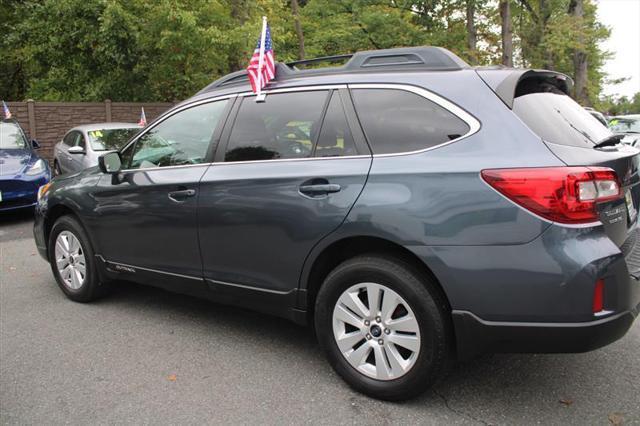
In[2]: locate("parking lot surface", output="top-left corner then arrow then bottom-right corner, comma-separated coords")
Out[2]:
1,211 -> 639,425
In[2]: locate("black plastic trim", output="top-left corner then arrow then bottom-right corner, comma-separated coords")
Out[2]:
452,307 -> 639,361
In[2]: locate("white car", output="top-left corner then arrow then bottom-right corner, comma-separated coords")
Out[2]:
53,123 -> 141,175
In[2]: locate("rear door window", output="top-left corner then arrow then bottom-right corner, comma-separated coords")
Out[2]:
224,91 -> 328,162
314,91 -> 357,157
63,131 -> 79,147
351,88 -> 470,154
513,93 -> 612,147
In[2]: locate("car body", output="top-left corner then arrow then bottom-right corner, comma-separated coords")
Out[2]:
609,114 -> 640,146
584,106 -> 608,127
0,119 -> 51,211
33,47 -> 640,400
53,123 -> 140,175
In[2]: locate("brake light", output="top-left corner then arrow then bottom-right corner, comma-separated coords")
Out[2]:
481,167 -> 622,224
593,279 -> 604,313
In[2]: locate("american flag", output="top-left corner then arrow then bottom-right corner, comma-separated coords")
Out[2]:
2,101 -> 11,119
138,107 -> 147,126
247,23 -> 275,94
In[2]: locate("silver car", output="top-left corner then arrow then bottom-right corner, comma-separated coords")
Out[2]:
53,123 -> 141,175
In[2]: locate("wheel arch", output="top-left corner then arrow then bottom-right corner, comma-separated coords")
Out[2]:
44,202 -> 96,258
301,235 -> 453,322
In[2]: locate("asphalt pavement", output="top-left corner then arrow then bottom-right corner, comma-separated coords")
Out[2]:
1,210 -> 639,425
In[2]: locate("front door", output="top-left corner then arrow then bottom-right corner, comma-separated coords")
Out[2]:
198,89 -> 372,300
87,98 -> 232,289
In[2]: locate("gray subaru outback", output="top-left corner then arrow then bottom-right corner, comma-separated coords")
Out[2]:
33,46 -> 640,400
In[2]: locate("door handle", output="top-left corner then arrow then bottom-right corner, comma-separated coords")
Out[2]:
299,183 -> 341,196
168,188 -> 196,202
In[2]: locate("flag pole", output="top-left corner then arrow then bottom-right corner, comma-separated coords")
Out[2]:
256,16 -> 268,102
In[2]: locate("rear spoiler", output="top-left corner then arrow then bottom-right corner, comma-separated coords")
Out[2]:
475,68 -> 573,109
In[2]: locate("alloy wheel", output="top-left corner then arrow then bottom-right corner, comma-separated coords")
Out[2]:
54,230 -> 87,290
332,282 -> 421,381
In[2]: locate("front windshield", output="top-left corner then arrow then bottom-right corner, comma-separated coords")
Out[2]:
609,118 -> 640,134
0,122 -> 28,149
88,128 -> 140,151
513,93 -> 612,147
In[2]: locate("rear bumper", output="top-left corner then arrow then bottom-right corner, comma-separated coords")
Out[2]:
453,303 -> 639,360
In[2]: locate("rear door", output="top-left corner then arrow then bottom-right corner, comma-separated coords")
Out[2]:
68,132 -> 88,173
512,91 -> 640,246
58,131 -> 79,173
197,88 -> 372,296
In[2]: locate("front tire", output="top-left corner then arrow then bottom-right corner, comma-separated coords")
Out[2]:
314,255 -> 451,401
48,215 -> 106,302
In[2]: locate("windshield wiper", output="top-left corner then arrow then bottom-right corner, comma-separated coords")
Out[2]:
593,134 -> 625,149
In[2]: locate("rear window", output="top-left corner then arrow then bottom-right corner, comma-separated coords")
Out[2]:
513,93 -> 612,147
351,89 -> 470,154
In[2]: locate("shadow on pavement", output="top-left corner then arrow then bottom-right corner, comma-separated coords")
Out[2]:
0,208 -> 34,225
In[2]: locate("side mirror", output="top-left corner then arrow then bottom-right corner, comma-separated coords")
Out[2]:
31,139 -> 41,149
68,145 -> 85,155
98,152 -> 122,174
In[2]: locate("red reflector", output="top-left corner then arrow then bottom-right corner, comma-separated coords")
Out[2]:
481,167 -> 622,224
593,279 -> 604,313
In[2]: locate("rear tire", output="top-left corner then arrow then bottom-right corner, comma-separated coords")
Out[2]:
48,215 -> 108,302
314,255 -> 451,401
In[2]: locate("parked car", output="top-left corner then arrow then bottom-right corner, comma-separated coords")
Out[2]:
609,114 -> 640,146
33,47 -> 640,401
584,106 -> 608,127
0,119 -> 51,212
53,123 -> 140,175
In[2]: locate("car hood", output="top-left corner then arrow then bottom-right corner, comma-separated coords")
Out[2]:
0,149 -> 35,177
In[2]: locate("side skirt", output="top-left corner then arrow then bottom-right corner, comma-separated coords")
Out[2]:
95,255 -> 307,325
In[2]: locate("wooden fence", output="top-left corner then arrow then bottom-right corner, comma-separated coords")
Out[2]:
6,100 -> 174,162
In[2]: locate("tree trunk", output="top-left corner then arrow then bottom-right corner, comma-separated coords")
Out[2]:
466,0 -> 477,64
539,0 -> 554,69
500,0 -> 513,67
570,0 -> 589,104
291,0 -> 305,60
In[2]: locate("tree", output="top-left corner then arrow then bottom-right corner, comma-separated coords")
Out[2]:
500,0 -> 513,66
466,0 -> 478,64
569,0 -> 588,104
291,0 -> 305,60
0,0 -> 621,106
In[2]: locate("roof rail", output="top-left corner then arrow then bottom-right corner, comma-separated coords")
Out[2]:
286,54 -> 354,69
197,46 -> 470,94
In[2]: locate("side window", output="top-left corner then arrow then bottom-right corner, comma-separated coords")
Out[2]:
314,92 -> 357,157
351,89 -> 470,154
77,134 -> 86,149
63,132 -> 78,146
224,91 -> 328,162
125,100 -> 228,169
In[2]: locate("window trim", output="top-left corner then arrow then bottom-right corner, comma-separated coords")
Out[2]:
115,83 -> 479,171
348,83 -> 481,157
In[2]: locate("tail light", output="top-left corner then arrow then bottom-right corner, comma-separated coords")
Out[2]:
481,167 -> 622,224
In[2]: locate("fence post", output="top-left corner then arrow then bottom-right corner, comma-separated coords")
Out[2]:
105,99 -> 112,122
26,99 -> 37,140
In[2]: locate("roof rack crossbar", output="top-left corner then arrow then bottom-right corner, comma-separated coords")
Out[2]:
286,54 -> 354,68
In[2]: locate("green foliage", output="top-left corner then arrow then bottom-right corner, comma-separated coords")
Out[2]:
0,0 -> 623,105
599,93 -> 640,115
